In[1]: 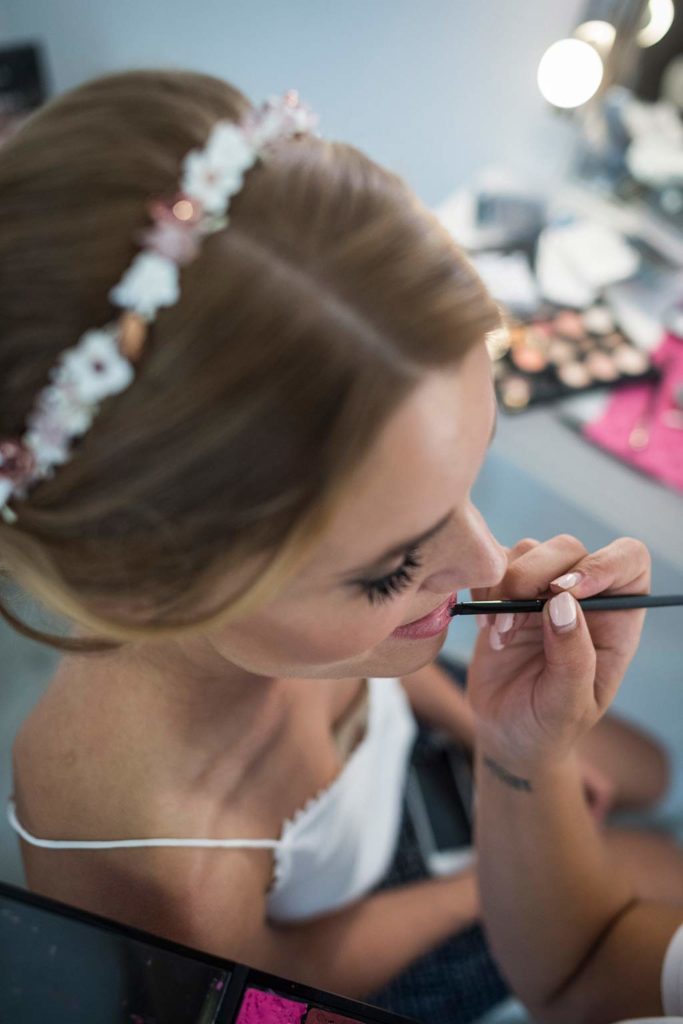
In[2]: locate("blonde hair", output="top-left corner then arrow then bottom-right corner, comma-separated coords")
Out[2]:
0,69 -> 500,653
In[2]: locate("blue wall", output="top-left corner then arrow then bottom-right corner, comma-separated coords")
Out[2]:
2,0 -> 584,205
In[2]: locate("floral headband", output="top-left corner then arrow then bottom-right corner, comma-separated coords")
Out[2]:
0,90 -> 318,525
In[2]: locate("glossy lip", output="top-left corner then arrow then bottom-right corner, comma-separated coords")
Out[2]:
391,592 -> 458,640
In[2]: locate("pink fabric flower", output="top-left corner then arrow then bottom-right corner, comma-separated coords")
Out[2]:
141,195 -> 205,264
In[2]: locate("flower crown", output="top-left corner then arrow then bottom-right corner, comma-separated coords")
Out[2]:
0,90 -> 318,525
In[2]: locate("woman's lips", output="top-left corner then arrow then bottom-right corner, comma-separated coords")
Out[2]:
391,593 -> 458,640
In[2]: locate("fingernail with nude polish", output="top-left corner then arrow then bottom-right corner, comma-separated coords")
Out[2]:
550,571 -> 583,590
496,612 -> 515,633
549,592 -> 577,632
476,614 -> 489,630
489,626 -> 506,651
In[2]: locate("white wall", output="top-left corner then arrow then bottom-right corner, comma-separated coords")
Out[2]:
1,0 -> 585,204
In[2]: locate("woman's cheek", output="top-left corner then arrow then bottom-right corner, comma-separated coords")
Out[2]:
246,598 -> 403,664
304,603 -> 404,660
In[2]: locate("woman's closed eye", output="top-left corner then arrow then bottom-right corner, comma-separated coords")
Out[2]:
357,546 -> 424,605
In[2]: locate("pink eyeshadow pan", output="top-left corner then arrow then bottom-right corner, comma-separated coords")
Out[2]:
557,361 -> 591,388
585,350 -> 619,382
554,311 -> 584,339
511,345 -> 547,373
236,988 -> 308,1024
613,344 -> 649,375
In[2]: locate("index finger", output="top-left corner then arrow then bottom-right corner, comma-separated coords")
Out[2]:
548,537 -> 652,600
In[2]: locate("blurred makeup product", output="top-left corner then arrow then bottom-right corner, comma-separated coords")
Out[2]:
236,989 -> 307,1023
500,375 -> 532,409
557,361 -> 592,389
628,380 -> 660,449
613,344 -> 650,375
585,350 -> 619,382
600,332 -> 622,350
582,305 -> 614,334
547,337 -> 574,364
493,303 -> 658,412
553,310 -> 584,338
583,332 -> 683,494
510,342 -> 547,373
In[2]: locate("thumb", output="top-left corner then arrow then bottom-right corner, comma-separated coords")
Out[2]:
542,591 -> 596,694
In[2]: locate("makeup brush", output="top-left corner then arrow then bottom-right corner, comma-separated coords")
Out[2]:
450,594 -> 683,615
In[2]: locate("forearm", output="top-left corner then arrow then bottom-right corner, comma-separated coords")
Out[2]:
265,871 -> 479,998
474,747 -> 635,1011
476,745 -> 683,1021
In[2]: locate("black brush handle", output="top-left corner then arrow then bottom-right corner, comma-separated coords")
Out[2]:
450,594 -> 683,616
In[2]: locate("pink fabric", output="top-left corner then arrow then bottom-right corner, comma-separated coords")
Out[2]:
235,988 -> 308,1024
583,333 -> 683,494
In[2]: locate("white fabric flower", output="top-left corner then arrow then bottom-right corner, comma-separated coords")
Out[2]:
58,330 -> 135,405
24,385 -> 97,473
25,409 -> 75,471
181,122 -> 255,214
109,251 -> 179,318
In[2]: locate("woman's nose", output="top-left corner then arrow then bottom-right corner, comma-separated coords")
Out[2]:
421,503 -> 507,594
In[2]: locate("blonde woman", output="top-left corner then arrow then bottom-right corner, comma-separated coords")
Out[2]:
0,71 -> 673,1022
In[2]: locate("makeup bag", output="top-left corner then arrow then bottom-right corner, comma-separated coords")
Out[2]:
583,333 -> 683,494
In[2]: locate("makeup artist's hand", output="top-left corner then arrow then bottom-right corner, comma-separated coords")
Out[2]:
466,534 -> 650,770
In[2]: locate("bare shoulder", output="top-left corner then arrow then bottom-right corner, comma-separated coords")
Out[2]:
9,663 -> 343,965
11,669 -> 276,961
12,658 -> 140,835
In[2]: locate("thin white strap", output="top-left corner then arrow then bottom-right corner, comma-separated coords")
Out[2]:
6,799 -> 281,852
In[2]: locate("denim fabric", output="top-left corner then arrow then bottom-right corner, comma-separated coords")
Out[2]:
367,656 -> 508,1024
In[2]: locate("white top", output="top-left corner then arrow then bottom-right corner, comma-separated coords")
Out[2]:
612,922 -> 683,1023
661,923 -> 683,1018
7,676 -> 417,923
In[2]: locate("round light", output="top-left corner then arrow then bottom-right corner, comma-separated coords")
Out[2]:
574,19 -> 617,53
537,38 -> 604,109
637,0 -> 675,48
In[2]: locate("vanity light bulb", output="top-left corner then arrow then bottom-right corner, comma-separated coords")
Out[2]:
574,20 -> 617,54
637,0 -> 675,47
537,38 -> 604,109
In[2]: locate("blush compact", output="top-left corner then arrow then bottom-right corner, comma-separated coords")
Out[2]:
492,303 -> 659,413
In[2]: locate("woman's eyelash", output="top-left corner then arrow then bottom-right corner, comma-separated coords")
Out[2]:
360,547 -> 424,605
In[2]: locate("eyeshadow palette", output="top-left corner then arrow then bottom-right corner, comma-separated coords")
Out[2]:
490,304 -> 659,413
0,880 -> 416,1024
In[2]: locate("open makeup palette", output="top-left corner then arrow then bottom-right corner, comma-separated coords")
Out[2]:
0,881 -> 416,1024
490,303 -> 658,412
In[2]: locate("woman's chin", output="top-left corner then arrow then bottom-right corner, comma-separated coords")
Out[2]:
365,628 -> 449,678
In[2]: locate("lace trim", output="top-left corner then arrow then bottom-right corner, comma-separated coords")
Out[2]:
268,678 -> 378,894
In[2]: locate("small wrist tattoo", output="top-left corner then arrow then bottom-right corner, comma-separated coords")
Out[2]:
483,755 -> 533,792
